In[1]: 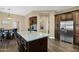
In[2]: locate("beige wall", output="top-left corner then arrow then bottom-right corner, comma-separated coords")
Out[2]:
49,12 -> 55,38
38,15 -> 49,33
24,11 -> 55,38
0,12 -> 25,32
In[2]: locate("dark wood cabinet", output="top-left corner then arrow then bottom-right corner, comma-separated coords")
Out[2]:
55,10 -> 79,45
29,16 -> 37,31
75,33 -> 79,45
55,15 -> 60,40
73,11 -> 79,25
55,30 -> 60,40
59,12 -> 73,21
26,37 -> 47,52
73,11 -> 79,45
60,14 -> 66,21
29,16 -> 37,25
66,12 -> 73,20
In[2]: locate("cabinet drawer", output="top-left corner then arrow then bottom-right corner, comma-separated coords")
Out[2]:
73,11 -> 79,24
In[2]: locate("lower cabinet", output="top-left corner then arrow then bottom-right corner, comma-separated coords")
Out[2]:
55,30 -> 60,40
74,33 -> 79,45
26,37 -> 47,52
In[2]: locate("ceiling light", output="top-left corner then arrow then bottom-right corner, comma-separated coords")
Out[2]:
8,17 -> 12,20
7,9 -> 12,20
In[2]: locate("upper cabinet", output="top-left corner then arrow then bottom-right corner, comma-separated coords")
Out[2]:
66,12 -> 73,20
29,16 -> 37,31
60,14 -> 66,21
73,11 -> 79,25
29,16 -> 37,25
59,12 -> 73,21
55,15 -> 60,30
55,15 -> 60,23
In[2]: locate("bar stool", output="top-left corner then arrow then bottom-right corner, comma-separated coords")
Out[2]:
9,30 -> 14,39
0,31 -> 2,39
0,28 -> 4,39
12,29 -> 17,38
3,31 -> 8,39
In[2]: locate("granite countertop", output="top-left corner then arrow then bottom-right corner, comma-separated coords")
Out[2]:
18,31 -> 49,42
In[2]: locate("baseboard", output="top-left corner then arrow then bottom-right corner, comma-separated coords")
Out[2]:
49,37 -> 55,39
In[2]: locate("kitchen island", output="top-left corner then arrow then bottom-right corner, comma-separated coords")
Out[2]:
16,31 -> 49,52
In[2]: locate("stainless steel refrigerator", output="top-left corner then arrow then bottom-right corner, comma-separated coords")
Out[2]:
60,21 -> 74,44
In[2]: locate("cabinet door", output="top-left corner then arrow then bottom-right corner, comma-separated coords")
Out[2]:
75,26 -> 79,34
60,14 -> 66,21
73,11 -> 79,25
55,15 -> 60,24
27,37 -> 47,52
55,15 -> 60,40
55,15 -> 60,29
29,16 -> 37,26
75,33 -> 79,45
73,11 -> 79,33
66,12 -> 73,20
55,30 -> 60,40
73,11 -> 79,45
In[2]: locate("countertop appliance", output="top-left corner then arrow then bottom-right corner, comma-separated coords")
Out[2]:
60,21 -> 74,44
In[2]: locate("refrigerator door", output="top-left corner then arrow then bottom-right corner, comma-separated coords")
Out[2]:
60,21 -> 74,44
65,21 -> 73,31
60,21 -> 66,41
64,21 -> 74,43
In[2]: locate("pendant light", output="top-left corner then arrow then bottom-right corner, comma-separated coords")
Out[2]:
8,8 -> 12,20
